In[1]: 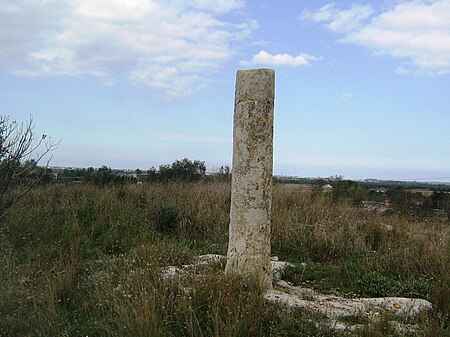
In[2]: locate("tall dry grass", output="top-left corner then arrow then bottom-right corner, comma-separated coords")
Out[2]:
0,181 -> 448,336
272,185 -> 448,278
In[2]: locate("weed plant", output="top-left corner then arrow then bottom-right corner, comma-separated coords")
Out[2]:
0,182 -> 448,336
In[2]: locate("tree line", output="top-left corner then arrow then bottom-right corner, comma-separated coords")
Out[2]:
54,160 -> 231,185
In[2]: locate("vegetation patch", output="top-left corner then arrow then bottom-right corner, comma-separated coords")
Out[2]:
0,182 -> 448,336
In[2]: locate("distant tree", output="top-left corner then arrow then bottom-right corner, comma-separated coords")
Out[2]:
310,178 -> 326,198
158,164 -> 173,182
159,158 -> 206,182
61,168 -> 77,181
146,159 -> 207,183
312,178 -> 326,190
213,165 -> 231,181
170,158 -> 206,182
21,159 -> 54,185
58,167 -> 93,183
85,167 -> 94,182
0,115 -> 59,219
146,166 -> 158,183
92,166 -> 115,186
40,167 -> 54,184
331,179 -> 368,204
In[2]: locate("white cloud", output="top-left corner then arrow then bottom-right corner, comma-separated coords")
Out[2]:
241,50 -> 322,67
300,3 -> 373,33
301,1 -> 450,76
187,0 -> 245,14
0,0 -> 253,100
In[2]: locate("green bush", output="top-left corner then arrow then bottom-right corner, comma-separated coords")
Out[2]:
152,203 -> 181,234
332,179 -> 368,204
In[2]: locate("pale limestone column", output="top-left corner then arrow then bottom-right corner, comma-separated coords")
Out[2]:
225,68 -> 275,290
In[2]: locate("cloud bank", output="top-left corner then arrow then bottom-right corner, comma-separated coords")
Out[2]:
0,0 -> 255,99
301,1 -> 450,76
241,50 -> 322,66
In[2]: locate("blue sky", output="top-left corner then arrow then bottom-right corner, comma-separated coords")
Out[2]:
1,0 -> 449,181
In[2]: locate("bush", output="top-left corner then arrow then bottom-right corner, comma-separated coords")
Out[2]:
92,166 -> 116,186
152,203 -> 182,234
147,158 -> 206,182
331,179 -> 368,204
0,115 -> 58,218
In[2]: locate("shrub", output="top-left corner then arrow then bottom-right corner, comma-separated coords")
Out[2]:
151,203 -> 181,234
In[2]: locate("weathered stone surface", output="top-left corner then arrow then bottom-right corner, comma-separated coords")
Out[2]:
161,266 -> 187,281
162,254 -> 288,281
265,280 -> 432,320
271,261 -> 294,280
193,254 -> 225,265
225,68 -> 275,290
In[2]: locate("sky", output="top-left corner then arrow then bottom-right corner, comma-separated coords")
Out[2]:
1,0 -> 450,181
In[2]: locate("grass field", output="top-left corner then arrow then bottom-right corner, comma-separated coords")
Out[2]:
0,182 -> 448,336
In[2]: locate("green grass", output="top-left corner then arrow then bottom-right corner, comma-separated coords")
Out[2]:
0,182 -> 448,336
282,262 -> 435,298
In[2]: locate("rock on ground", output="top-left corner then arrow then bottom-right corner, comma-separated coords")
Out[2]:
161,255 -> 432,333
265,280 -> 432,319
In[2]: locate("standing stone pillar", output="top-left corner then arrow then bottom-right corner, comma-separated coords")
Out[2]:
225,68 -> 275,290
